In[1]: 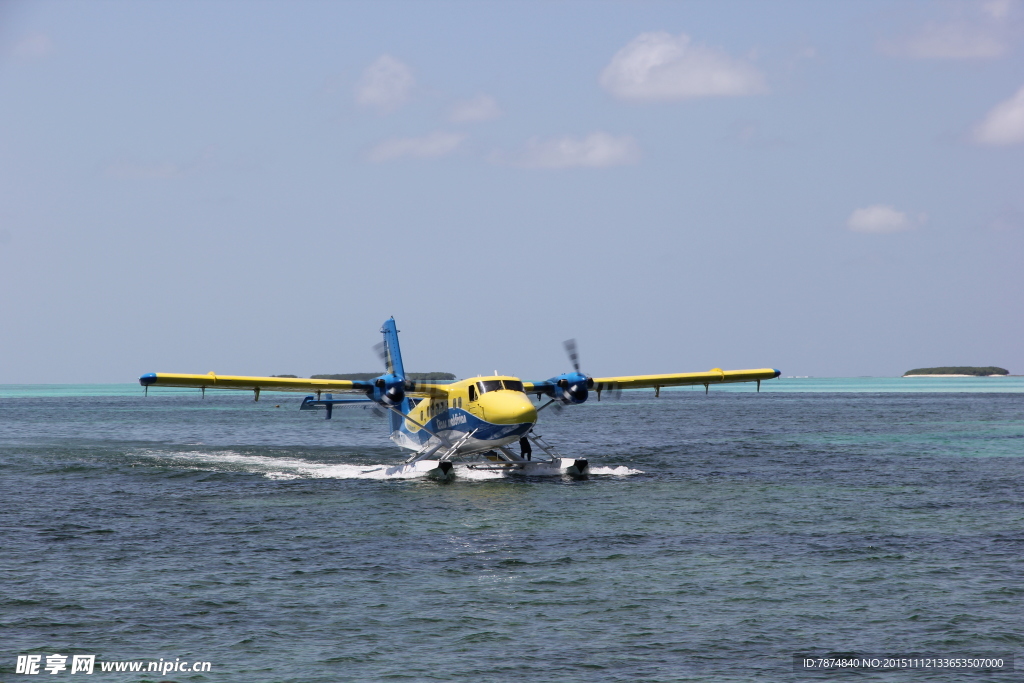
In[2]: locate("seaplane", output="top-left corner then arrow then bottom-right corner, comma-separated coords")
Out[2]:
139,318 -> 779,480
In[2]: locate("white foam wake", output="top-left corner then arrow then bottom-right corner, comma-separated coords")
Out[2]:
131,449 -> 642,480
588,466 -> 643,476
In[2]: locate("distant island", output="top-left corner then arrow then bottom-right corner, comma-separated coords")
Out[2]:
903,366 -> 1009,377
310,372 -> 457,381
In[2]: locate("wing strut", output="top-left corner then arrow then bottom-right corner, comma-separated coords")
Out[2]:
379,403 -> 452,447
536,399 -> 558,412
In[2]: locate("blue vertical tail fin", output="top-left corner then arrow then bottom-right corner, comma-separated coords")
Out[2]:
380,317 -> 406,378
380,318 -> 409,434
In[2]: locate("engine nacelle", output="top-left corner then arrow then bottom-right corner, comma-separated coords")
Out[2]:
551,372 -> 593,405
371,375 -> 405,406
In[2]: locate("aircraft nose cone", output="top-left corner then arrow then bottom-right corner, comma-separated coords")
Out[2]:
514,400 -> 538,425
480,392 -> 538,425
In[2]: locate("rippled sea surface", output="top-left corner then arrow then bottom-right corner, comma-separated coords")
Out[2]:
2,381 -> 1022,682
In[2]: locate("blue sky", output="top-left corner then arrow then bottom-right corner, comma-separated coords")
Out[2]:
1,0 -> 1021,382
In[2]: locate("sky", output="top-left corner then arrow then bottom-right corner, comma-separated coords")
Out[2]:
0,0 -> 1022,383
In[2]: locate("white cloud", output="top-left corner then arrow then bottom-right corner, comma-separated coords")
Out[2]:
846,205 -> 924,234
599,31 -> 766,101
881,1 -> 1020,60
354,55 -> 414,113
511,132 -> 640,169
984,0 -> 1015,20
972,85 -> 1024,145
366,131 -> 466,162
448,95 -> 501,123
883,21 -> 1009,59
12,32 -> 53,59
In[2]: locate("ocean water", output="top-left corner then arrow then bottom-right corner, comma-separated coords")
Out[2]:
1,382 -> 1022,682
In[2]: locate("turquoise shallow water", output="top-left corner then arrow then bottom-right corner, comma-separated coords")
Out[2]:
1,385 -> 1022,681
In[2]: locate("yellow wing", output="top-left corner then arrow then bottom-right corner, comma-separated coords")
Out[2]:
589,368 -> 780,390
139,372 -> 364,393
522,367 -> 780,394
139,372 -> 450,398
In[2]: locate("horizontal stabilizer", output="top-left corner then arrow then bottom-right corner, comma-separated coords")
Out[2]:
300,394 -> 375,420
299,395 -> 374,410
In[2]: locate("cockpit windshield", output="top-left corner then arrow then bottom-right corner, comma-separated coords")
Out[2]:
476,379 -> 525,394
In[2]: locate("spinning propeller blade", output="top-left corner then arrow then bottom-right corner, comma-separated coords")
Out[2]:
555,337 -> 593,404
373,342 -> 389,371
563,339 -> 580,373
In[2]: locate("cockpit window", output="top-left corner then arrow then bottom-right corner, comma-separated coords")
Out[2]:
478,380 -> 503,394
476,379 -> 525,394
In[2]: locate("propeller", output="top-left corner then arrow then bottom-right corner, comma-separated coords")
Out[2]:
563,339 -> 580,373
373,342 -> 390,373
569,338 -> 620,402
371,342 -> 405,405
553,338 -> 593,404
